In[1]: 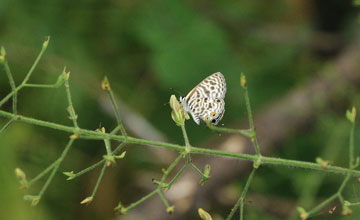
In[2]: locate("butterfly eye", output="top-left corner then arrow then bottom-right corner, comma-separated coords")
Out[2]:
211,112 -> 216,118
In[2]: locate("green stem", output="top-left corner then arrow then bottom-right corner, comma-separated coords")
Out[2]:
209,126 -> 252,138
189,163 -> 205,177
38,139 -> 75,200
126,189 -> 158,212
107,89 -> 127,137
347,201 -> 360,207
0,39 -> 47,110
243,86 -> 261,157
157,189 -> 171,208
3,61 -> 17,114
104,138 -> 112,156
23,83 -> 58,88
349,120 -> 355,168
307,193 -> 338,217
167,163 -> 188,190
91,162 -> 107,198
1,110 -> 360,177
71,143 -> 125,179
160,154 -> 184,182
21,40 -> 48,85
0,118 -> 14,135
181,124 -> 190,147
64,79 -> 79,128
28,159 -> 60,187
226,168 -> 257,220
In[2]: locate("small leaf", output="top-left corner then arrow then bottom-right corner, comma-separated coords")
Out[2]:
200,164 -> 211,185
316,157 -> 329,170
24,195 -> 40,206
346,107 -> 356,123
80,196 -> 93,205
15,168 -> 29,189
166,206 -> 175,214
54,72 -> 67,88
103,155 -> 116,166
198,208 -> 212,220
115,151 -> 126,159
344,201 -> 351,207
101,76 -> 111,91
0,46 -> 5,56
114,202 -> 128,215
0,46 -> 5,63
63,171 -> 75,180
296,206 -> 308,220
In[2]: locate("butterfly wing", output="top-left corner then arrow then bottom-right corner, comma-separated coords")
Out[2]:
184,72 -> 226,103
180,72 -> 226,125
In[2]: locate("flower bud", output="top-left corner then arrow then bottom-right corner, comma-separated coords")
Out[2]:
198,208 -> 212,220
80,196 -> 93,205
240,73 -> 247,88
42,36 -> 50,50
170,95 -> 189,126
101,76 -> 111,91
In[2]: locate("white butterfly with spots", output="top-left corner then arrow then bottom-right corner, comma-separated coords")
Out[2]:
180,72 -> 226,125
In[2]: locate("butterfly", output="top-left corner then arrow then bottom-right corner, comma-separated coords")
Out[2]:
180,72 -> 226,125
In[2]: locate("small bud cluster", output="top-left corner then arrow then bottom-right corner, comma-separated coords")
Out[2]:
169,95 -> 189,126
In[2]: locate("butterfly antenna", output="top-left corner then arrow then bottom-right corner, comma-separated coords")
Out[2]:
169,88 -> 183,97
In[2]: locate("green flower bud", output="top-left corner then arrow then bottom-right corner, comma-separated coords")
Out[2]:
198,208 -> 212,220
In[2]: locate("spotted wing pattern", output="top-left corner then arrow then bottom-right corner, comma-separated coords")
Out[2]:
180,72 -> 226,125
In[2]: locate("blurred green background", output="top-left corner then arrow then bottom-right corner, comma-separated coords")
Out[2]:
1,0 -> 360,219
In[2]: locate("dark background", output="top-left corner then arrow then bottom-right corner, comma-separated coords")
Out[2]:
1,0 -> 360,219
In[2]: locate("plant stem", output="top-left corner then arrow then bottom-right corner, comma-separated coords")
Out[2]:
157,189 -> 171,208
226,167 -> 257,220
209,126 -> 252,138
126,189 -> 158,212
21,40 -> 48,85
1,38 -> 48,109
64,79 -> 79,128
349,119 -> 355,168
28,159 -> 60,187
181,124 -> 190,147
1,110 -> 360,177
243,86 -> 261,157
307,193 -> 338,216
167,163 -> 188,190
3,60 -> 17,114
189,163 -> 205,177
91,162 -> 107,198
38,139 -> 75,200
71,143 -> 125,179
0,118 -> 14,136
107,88 -> 127,137
23,83 -> 58,88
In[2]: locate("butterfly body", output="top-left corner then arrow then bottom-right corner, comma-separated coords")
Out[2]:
180,72 -> 226,125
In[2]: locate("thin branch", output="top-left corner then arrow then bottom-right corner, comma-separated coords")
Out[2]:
225,167 -> 257,220
37,138 -> 75,201
0,118 -> 14,136
0,110 -> 359,177
70,142 -> 125,179
90,162 -> 107,199
3,60 -> 17,113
